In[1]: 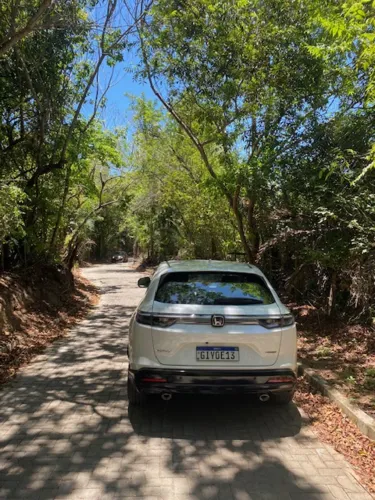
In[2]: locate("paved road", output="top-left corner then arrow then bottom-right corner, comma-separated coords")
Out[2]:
0,263 -> 372,500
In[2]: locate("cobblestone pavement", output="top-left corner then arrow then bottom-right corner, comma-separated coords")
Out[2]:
0,263 -> 372,500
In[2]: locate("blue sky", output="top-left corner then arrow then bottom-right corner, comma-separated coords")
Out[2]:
97,54 -> 155,131
87,2 -> 157,131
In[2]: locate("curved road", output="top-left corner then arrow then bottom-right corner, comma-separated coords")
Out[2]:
0,263 -> 371,500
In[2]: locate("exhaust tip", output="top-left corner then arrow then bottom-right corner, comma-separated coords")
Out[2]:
259,393 -> 270,402
161,393 -> 172,401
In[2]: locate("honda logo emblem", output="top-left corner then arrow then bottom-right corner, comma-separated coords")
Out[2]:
211,315 -> 225,327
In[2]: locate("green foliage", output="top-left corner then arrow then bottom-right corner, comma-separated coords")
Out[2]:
139,0 -> 343,262
316,346 -> 333,358
126,98 -> 238,261
0,0 -> 134,269
1,0 -> 375,320
0,185 -> 26,244
310,0 -> 375,181
132,0 -> 375,317
364,377 -> 375,390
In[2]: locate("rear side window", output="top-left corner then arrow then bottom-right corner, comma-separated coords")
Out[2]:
154,272 -> 274,305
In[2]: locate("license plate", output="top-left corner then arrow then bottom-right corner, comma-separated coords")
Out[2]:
196,346 -> 239,361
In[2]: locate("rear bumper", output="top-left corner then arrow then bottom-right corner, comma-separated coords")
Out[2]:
129,368 -> 296,395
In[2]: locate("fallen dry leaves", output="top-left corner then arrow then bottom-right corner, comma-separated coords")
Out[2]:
293,304 -> 375,418
295,377 -> 375,495
0,268 -> 98,385
1,269 -> 374,494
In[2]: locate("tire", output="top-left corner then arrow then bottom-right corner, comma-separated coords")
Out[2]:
272,391 -> 294,405
127,376 -> 147,407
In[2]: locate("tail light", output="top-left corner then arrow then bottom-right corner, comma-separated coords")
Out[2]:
136,312 -> 152,326
152,316 -> 177,328
258,315 -> 294,329
141,376 -> 167,383
267,376 -> 295,383
136,312 -> 176,328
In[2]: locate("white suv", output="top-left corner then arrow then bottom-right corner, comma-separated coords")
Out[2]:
127,260 -> 297,406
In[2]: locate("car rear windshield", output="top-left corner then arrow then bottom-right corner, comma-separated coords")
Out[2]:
155,272 -> 275,305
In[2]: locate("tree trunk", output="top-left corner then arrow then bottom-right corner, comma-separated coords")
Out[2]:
233,208 -> 253,263
211,237 -> 217,259
133,240 -> 139,259
66,238 -> 80,271
99,231 -> 104,260
327,271 -> 337,317
247,198 -> 260,260
49,165 -> 71,251
231,187 -> 254,263
1,243 -> 4,271
149,228 -> 154,260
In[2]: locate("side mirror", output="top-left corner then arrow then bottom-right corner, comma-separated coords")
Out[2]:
138,276 -> 151,288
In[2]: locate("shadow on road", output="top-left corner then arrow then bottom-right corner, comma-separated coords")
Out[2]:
128,396 -> 325,500
0,265 -> 344,499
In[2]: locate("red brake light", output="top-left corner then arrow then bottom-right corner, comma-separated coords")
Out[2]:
141,377 -> 167,383
267,376 -> 295,383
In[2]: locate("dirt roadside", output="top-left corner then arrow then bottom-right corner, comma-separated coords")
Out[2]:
0,266 -> 98,385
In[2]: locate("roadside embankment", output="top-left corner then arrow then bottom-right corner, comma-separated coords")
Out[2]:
0,265 -> 98,384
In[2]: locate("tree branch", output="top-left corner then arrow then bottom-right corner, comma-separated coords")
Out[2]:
26,161 -> 66,188
0,0 -> 55,58
138,20 -> 233,204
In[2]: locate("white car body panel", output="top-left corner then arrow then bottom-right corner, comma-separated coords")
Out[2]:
151,303 -> 283,367
128,260 -> 297,374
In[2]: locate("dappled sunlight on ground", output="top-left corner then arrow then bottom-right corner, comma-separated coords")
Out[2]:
0,264 -> 369,499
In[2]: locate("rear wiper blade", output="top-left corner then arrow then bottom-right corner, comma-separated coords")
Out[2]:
213,298 -> 264,305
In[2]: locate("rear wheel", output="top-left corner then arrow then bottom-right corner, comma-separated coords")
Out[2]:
272,391 -> 294,405
127,375 -> 147,407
